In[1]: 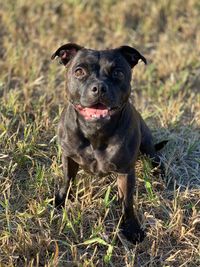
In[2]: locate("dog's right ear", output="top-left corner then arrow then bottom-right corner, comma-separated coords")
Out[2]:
51,43 -> 83,66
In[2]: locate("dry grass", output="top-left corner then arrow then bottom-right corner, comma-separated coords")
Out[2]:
0,0 -> 200,266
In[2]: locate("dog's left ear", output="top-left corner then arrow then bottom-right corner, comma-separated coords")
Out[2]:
118,46 -> 147,68
51,43 -> 83,66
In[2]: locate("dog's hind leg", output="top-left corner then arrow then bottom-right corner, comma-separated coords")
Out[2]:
139,118 -> 166,174
139,119 -> 157,157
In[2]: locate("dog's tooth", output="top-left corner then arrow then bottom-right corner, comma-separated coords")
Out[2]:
92,114 -> 98,118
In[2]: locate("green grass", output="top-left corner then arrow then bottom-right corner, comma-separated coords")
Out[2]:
0,0 -> 200,266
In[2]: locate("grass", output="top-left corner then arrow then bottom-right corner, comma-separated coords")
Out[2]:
0,0 -> 200,266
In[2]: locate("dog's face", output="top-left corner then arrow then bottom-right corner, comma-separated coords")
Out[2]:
52,43 -> 146,120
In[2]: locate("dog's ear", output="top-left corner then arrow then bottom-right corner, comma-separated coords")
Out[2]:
118,46 -> 147,68
51,43 -> 83,66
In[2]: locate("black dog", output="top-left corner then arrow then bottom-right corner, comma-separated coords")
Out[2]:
51,43 -> 166,243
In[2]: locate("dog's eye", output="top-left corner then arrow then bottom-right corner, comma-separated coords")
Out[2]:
112,69 -> 124,80
74,68 -> 86,78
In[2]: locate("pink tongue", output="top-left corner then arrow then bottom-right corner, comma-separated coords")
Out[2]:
76,104 -> 109,119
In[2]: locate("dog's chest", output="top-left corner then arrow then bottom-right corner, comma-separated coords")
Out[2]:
71,144 -> 117,175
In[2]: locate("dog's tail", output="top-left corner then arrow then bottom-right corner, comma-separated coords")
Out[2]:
154,140 -> 168,151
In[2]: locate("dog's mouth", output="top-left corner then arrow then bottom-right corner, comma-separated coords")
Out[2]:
75,103 -> 119,120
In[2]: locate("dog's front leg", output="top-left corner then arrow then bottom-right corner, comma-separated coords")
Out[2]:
117,172 -> 145,243
55,155 -> 79,207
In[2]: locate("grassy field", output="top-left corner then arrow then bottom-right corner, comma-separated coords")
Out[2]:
0,0 -> 200,266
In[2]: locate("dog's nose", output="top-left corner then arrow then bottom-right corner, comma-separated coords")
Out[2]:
91,82 -> 107,96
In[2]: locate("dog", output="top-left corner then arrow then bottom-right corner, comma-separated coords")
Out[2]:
51,43 -> 167,243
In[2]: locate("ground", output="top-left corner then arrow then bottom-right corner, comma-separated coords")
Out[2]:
0,0 -> 200,266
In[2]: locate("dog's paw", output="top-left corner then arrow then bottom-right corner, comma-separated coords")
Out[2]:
120,219 -> 146,244
54,190 -> 67,208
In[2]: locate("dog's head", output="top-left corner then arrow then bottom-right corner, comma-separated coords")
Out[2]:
52,43 -> 146,121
